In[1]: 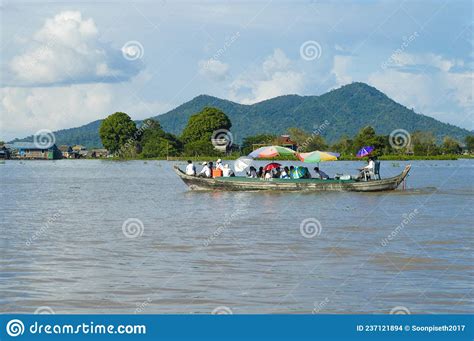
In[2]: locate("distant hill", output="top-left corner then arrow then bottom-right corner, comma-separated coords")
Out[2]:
11,82 -> 471,148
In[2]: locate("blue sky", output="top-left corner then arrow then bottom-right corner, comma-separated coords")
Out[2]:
1,0 -> 472,140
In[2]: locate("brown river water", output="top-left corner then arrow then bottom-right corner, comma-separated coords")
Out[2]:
1,159 -> 472,314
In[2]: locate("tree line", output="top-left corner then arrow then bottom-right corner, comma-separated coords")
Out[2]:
99,107 -> 474,158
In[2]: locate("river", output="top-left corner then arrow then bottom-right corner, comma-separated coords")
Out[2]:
1,159 -> 472,314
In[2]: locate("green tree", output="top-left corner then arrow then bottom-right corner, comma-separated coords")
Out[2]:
181,107 -> 231,144
139,119 -> 182,158
464,135 -> 474,153
287,127 -> 328,152
241,134 -> 276,155
352,126 -> 387,156
441,136 -> 461,154
99,112 -> 137,154
331,135 -> 354,155
411,131 -> 439,156
180,107 -> 232,155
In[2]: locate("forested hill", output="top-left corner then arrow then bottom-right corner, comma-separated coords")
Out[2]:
11,82 -> 471,148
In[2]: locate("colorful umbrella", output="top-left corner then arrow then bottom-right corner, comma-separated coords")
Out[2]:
356,146 -> 374,158
291,166 -> 308,179
297,150 -> 339,163
234,157 -> 253,172
248,145 -> 296,159
264,162 -> 281,171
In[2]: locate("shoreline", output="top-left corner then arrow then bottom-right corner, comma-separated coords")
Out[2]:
5,154 -> 473,161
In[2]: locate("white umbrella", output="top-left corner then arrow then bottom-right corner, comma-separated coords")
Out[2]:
234,157 -> 253,172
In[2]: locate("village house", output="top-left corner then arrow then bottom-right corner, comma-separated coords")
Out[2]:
6,142 -> 62,160
252,135 -> 299,151
89,149 -> 109,158
58,145 -> 79,159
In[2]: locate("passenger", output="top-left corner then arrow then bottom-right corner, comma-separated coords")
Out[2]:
358,157 -> 375,180
264,170 -> 272,180
273,167 -> 281,178
247,166 -> 257,178
302,167 -> 311,179
185,160 -> 196,176
257,167 -> 264,178
216,158 -> 224,171
223,164 -> 235,177
198,161 -> 211,178
280,167 -> 290,179
289,166 -> 295,178
313,166 -> 329,179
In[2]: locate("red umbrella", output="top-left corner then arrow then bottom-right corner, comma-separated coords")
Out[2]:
264,162 -> 282,171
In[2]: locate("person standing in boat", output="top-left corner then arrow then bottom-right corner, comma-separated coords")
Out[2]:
198,162 -> 211,178
186,160 -> 196,176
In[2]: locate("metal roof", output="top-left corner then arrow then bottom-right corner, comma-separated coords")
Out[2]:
5,142 -> 56,150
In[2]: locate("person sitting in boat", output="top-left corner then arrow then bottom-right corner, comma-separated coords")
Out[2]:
223,164 -> 235,177
289,166 -> 295,178
280,167 -> 290,179
198,161 -> 211,178
257,167 -> 264,178
272,167 -> 281,178
216,158 -> 224,171
358,157 -> 375,180
313,166 -> 329,180
186,160 -> 196,176
247,166 -> 257,178
264,170 -> 272,180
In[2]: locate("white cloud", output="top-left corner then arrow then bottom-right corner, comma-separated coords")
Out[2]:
331,55 -> 353,86
368,53 -> 473,129
229,49 -> 305,104
198,59 -> 229,81
0,72 -> 172,141
6,11 -> 140,87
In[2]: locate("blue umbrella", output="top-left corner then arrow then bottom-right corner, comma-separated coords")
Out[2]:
356,146 -> 374,158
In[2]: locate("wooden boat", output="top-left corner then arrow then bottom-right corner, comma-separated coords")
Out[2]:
174,165 -> 411,192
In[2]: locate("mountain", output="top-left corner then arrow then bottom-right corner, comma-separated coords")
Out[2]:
11,83 -> 471,148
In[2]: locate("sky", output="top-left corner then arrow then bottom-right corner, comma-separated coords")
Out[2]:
0,0 -> 472,141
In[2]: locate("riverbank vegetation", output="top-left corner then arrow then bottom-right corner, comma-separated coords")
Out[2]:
98,107 -> 474,161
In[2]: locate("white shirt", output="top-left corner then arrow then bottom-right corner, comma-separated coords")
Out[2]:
223,167 -> 232,177
199,165 -> 211,177
186,163 -> 196,175
364,160 -> 375,172
216,162 -> 224,171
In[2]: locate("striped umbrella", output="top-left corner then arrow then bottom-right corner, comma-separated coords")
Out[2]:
297,150 -> 339,163
248,145 -> 296,159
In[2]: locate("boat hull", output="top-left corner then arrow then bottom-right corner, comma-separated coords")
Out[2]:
174,165 -> 411,192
